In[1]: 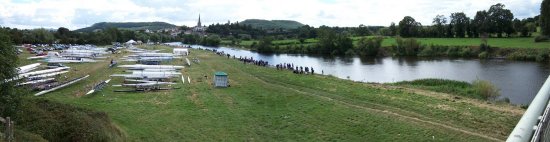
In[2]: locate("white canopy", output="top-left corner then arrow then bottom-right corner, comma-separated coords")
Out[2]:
126,40 -> 137,44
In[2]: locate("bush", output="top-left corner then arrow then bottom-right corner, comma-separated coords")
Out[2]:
536,36 -> 549,42
417,46 -> 434,57
16,99 -> 125,142
393,37 -> 422,56
480,43 -> 491,52
459,47 -> 473,57
501,97 -> 511,103
392,79 -> 480,99
200,35 -> 221,46
446,46 -> 461,57
298,38 -> 305,44
535,36 -> 550,42
478,51 -> 489,59
356,37 -> 383,56
257,37 -> 274,53
472,80 -> 500,100
250,41 -> 257,49
344,49 -> 355,56
238,34 -> 252,40
537,53 -> 548,62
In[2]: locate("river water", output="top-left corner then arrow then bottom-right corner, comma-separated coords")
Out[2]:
170,43 -> 550,105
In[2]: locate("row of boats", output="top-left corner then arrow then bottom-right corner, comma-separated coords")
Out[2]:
13,44 -> 191,95
110,50 -> 186,91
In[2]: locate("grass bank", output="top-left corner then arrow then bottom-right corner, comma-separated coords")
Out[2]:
220,36 -> 550,61
15,98 -> 126,141
223,36 -> 550,49
389,79 -> 503,102
390,79 -> 481,99
382,37 -> 549,48
16,45 -> 523,141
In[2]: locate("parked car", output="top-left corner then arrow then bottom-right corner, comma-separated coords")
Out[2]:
30,49 -> 38,54
36,51 -> 46,56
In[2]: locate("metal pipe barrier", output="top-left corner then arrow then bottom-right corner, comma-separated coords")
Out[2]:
508,75 -> 550,142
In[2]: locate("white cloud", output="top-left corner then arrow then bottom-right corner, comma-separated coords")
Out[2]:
0,0 -> 543,30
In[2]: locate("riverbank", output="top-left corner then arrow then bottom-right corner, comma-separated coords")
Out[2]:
14,45 -> 524,141
221,37 -> 550,62
191,44 -> 549,105
223,37 -> 550,49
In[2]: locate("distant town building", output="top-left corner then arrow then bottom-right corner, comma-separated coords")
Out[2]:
186,14 -> 206,35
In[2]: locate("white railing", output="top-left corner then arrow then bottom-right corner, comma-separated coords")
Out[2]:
507,75 -> 550,142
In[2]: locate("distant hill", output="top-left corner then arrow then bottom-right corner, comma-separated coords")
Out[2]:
75,22 -> 177,32
240,19 -> 304,30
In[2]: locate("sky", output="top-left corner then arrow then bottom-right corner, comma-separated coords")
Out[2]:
0,0 -> 543,30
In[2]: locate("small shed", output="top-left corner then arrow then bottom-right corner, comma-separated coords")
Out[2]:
214,71 -> 228,87
173,48 -> 189,56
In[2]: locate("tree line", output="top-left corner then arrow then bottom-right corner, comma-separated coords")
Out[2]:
393,3 -> 537,38
2,27 -> 182,45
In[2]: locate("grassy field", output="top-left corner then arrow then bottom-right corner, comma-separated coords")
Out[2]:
382,37 -> 550,48
19,45 -> 524,141
222,36 -> 550,49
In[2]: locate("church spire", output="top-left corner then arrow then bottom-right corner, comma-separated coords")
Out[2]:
197,14 -> 202,27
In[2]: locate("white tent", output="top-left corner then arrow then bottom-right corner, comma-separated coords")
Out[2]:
126,40 -> 137,45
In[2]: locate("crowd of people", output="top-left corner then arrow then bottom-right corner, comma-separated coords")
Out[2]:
276,63 -> 314,74
238,56 -> 268,67
197,47 -> 318,75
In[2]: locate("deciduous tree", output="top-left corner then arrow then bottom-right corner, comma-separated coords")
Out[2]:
450,12 -> 470,38
541,0 -> 550,36
398,16 -> 421,37
0,29 -> 21,117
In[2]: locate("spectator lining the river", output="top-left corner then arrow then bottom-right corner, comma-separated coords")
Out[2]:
201,48 -> 316,75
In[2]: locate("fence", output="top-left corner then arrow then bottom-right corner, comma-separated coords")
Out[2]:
0,117 -> 14,142
507,75 -> 550,142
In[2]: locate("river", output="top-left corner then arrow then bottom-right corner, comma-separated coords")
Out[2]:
168,43 -> 550,105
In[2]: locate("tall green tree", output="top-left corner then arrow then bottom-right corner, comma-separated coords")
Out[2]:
8,28 -> 23,44
33,28 -> 55,44
512,18 -> 523,36
55,27 -> 70,38
335,34 -> 353,55
355,37 -> 383,56
316,26 -> 352,55
56,27 -> 72,44
105,27 -> 122,42
398,16 -> 421,37
0,29 -> 21,117
446,23 -> 454,38
354,24 -> 371,36
317,26 -> 337,54
432,15 -> 447,37
389,22 -> 397,36
473,10 -> 490,37
488,3 -> 514,37
466,19 -> 476,38
450,12 -> 470,38
541,0 -> 550,36
257,36 -> 273,53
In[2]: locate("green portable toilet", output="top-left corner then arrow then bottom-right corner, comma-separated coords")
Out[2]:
214,71 -> 228,87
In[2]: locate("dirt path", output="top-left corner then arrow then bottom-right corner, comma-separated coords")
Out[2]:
295,89 -> 502,141
240,72 -> 503,141
196,51 -> 505,141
